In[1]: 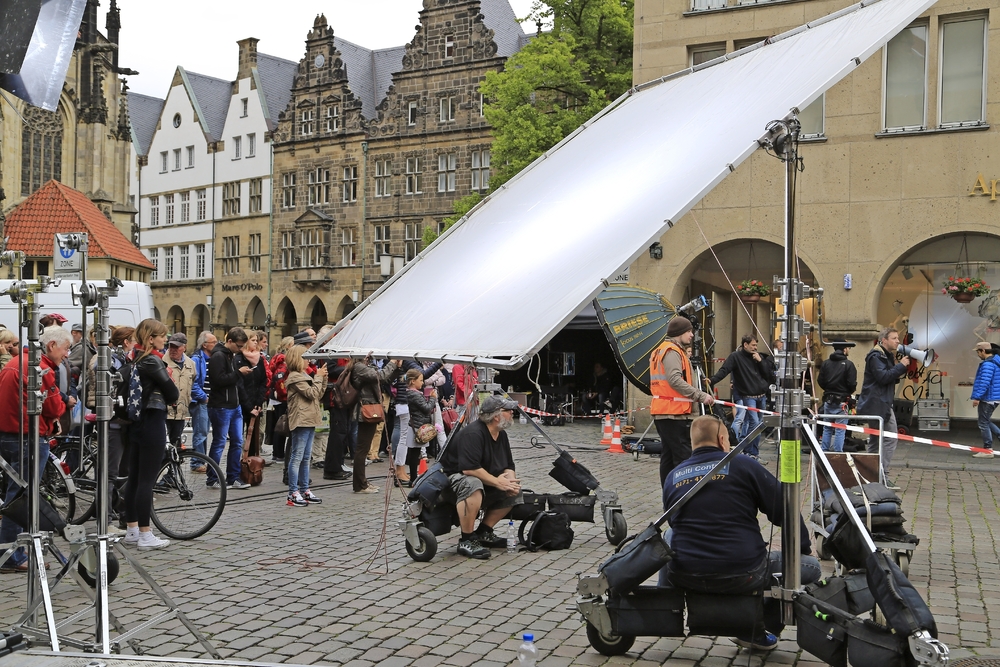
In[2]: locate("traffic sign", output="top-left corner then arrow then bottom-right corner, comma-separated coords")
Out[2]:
53,233 -> 85,273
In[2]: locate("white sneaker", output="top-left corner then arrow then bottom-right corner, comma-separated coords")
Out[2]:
136,531 -> 170,550
123,528 -> 140,546
342,464 -> 353,473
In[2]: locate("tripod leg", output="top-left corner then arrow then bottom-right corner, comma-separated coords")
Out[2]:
29,536 -> 59,651
95,536 -> 111,653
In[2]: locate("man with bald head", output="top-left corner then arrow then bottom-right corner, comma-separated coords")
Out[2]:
660,415 -> 819,651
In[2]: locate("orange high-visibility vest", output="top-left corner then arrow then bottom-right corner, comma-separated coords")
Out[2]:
649,340 -> 693,416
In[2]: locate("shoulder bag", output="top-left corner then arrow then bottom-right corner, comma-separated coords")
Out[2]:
240,414 -> 265,486
360,373 -> 386,423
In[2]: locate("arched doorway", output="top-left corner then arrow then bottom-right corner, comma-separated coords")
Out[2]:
308,297 -> 328,331
192,305 -> 210,337
219,298 -> 238,332
277,298 -> 297,338
337,296 -> 356,320
165,305 -> 185,335
245,297 -> 266,329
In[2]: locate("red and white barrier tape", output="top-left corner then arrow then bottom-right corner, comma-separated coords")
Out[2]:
812,418 -> 996,456
517,405 -> 626,419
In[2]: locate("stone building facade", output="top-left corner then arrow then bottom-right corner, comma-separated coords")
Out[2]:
630,0 -> 1000,419
270,0 -> 527,337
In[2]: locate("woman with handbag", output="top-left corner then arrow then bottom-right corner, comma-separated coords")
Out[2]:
122,318 -> 179,550
400,369 -> 436,485
235,331 -> 269,460
350,357 -> 400,493
283,346 -> 326,507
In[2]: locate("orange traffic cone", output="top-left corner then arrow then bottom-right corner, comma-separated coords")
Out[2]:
600,415 -> 613,445
418,458 -> 428,476
608,418 -> 624,453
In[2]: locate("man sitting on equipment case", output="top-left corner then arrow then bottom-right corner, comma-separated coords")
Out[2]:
661,415 -> 820,651
439,395 -> 522,560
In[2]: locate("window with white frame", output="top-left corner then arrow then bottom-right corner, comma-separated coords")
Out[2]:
196,189 -> 206,220
195,243 -> 206,278
690,0 -> 726,11
445,35 -> 455,58
883,25 -> 928,130
159,152 -> 167,173
232,136 -> 241,159
164,246 -> 174,280
241,98 -> 248,117
471,149 -> 490,191
438,154 -> 456,192
689,43 -> 725,66
223,181 -> 241,216
408,101 -> 418,126
405,157 -> 422,195
479,93 -> 485,117
373,224 -> 390,264
280,232 -> 294,268
149,196 -> 160,227
341,228 -> 356,266
180,191 -> 190,222
939,16 -> 987,127
173,148 -> 181,171
149,247 -> 159,280
165,193 -> 175,225
179,245 -> 189,279
439,97 -> 455,123
247,133 -> 256,158
301,228 -> 321,267
301,109 -> 314,135
249,178 -> 263,213
375,159 -> 391,197
309,168 -> 330,205
282,172 -> 296,208
222,235 -> 240,275
405,223 -> 421,261
186,145 -> 195,168
799,95 -> 825,138
343,165 -> 358,202
326,105 -> 340,131
249,233 -> 261,273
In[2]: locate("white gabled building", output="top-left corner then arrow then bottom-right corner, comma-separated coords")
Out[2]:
129,38 -> 295,344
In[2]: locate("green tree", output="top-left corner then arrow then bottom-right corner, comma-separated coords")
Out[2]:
422,193 -> 481,246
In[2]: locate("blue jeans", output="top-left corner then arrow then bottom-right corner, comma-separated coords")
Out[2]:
735,395 -> 765,457
821,400 -> 848,452
207,407 -> 243,485
190,401 -> 209,467
0,433 -> 48,567
287,427 -> 315,494
978,401 -> 1000,449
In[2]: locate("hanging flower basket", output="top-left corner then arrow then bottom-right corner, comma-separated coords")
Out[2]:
736,279 -> 769,303
942,276 -> 989,304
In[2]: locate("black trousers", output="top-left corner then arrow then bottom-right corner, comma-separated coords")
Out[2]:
267,403 -> 287,459
323,407 -> 351,476
655,418 -> 693,488
123,409 -> 167,528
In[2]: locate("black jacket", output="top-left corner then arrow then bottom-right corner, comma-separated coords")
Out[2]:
406,388 -> 437,429
235,353 -> 268,414
818,351 -> 857,402
136,353 -> 180,411
207,344 -> 241,409
393,360 -> 442,404
709,348 -> 774,396
856,345 -> 907,415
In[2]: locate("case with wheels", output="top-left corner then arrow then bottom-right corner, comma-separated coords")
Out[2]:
548,492 -> 596,522
607,586 -> 685,637
420,503 -> 456,536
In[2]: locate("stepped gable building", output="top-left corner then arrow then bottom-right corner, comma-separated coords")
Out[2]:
270,0 -> 528,336
0,0 -> 136,243
130,40 -> 296,343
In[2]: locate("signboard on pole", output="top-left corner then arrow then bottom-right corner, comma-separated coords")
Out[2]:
53,234 -> 83,273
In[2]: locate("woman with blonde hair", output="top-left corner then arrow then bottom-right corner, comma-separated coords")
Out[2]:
122,318 -> 179,549
0,328 -> 19,368
283,345 -> 326,506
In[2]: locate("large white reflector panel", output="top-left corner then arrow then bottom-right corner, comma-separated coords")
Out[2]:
318,0 -> 934,367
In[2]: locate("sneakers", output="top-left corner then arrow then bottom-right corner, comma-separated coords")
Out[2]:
475,525 -> 508,549
287,492 -> 308,507
342,464 -> 353,473
323,472 -> 351,481
206,480 -> 221,489
457,538 -> 491,560
271,457 -> 284,464
355,485 -> 379,494
733,631 -> 778,651
974,450 -> 995,458
263,459 -> 275,467
123,528 -> 140,546
136,531 -> 170,550
303,490 -> 322,504
228,479 -> 251,490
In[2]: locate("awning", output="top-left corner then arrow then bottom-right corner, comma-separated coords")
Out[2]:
314,0 -> 935,368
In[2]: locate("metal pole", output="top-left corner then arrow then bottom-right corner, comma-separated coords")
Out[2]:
24,288 -> 42,616
79,239 -> 88,441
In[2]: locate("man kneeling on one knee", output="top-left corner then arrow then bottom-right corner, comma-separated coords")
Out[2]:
661,415 -> 821,652
439,395 -> 522,559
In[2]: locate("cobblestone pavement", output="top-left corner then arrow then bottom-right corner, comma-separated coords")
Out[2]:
2,419 -> 999,666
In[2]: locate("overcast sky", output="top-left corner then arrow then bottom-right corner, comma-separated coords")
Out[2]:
117,0 -> 539,99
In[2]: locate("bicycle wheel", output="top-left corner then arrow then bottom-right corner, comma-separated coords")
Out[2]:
54,442 -> 97,525
150,451 -> 226,540
41,458 -> 75,525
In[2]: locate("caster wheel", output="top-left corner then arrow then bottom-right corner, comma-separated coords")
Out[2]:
78,551 -> 120,588
404,526 -> 437,562
895,551 -> 910,576
632,449 -> 639,461
816,534 -> 832,561
606,512 -> 628,546
586,622 -> 635,656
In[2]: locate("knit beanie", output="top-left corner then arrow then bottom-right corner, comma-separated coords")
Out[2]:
667,316 -> 693,337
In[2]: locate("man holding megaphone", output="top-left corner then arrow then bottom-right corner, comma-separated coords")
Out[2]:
857,327 -> 909,486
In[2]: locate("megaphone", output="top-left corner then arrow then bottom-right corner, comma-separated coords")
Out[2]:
899,343 -> 935,369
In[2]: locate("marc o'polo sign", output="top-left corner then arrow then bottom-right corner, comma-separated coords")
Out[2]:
970,173 -> 1000,199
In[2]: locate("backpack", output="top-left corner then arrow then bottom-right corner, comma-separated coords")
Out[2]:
328,361 -> 358,409
123,357 -> 142,422
111,352 -> 133,422
519,511 -> 574,552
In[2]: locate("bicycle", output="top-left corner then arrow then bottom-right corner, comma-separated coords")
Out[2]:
1,438 -> 76,526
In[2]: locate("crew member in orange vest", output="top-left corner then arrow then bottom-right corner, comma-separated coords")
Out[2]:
649,316 -> 714,487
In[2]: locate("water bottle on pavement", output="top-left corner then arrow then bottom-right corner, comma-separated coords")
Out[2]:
517,633 -> 537,666
506,519 -> 517,554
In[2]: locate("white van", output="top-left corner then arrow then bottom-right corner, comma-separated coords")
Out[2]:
0,280 -> 155,334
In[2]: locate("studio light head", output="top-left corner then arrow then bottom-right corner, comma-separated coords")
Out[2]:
677,295 -> 708,316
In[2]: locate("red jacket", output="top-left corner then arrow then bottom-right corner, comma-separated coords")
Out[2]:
0,353 -> 66,435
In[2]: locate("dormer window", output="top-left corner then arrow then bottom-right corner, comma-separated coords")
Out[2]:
445,35 -> 455,58
301,109 -> 314,136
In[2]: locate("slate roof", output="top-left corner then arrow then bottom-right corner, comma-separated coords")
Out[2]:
5,181 -> 154,269
372,46 -> 406,110
480,0 -> 527,58
182,69 -> 232,142
257,53 -> 298,129
127,92 -> 165,157
334,36 -> 378,119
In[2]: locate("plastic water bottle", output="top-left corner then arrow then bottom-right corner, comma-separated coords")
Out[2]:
519,413 -> 527,424
506,519 -> 517,554
517,633 -> 537,666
